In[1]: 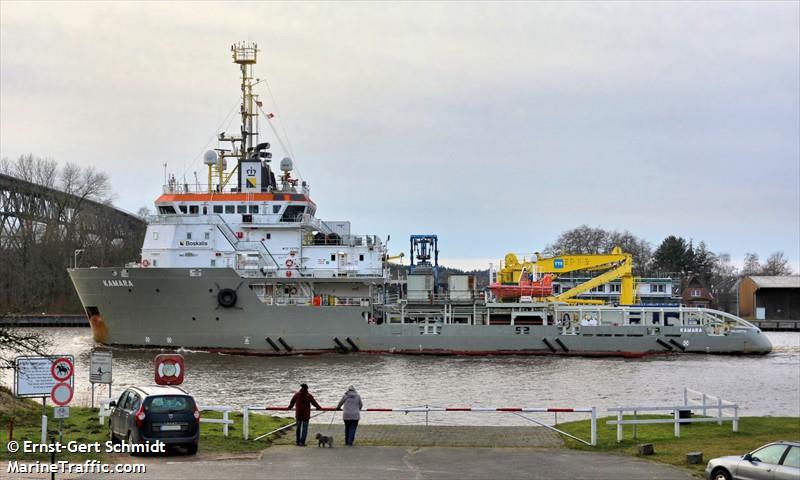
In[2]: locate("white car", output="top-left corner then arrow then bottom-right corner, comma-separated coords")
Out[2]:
705,440 -> 799,480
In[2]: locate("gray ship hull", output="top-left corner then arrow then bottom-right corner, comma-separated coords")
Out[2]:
68,267 -> 772,356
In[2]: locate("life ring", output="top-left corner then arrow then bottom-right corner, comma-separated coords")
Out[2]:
142,259 -> 150,267
217,288 -> 237,308
285,259 -> 294,268
285,270 -> 292,277
289,287 -> 298,295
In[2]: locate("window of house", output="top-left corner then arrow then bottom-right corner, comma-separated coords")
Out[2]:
237,205 -> 247,213
178,205 -> 187,213
213,205 -> 223,214
249,205 -> 259,214
359,254 -> 364,262
225,205 -> 235,214
692,288 -> 700,297
610,284 -> 621,293
653,284 -> 665,293
189,205 -> 199,214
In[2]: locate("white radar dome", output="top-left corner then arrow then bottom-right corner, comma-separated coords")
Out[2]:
280,157 -> 293,173
203,150 -> 218,165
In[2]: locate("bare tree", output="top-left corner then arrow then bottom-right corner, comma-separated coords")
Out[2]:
545,225 -> 652,275
136,206 -> 151,218
741,253 -> 761,276
0,329 -> 51,370
762,251 -> 793,276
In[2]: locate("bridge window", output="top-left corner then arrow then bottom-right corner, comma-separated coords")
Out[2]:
225,205 -> 235,214
280,205 -> 305,222
249,205 -> 259,214
213,205 -> 223,214
273,205 -> 281,214
158,206 -> 176,214
237,205 -> 247,214
178,205 -> 187,214
189,205 -> 199,214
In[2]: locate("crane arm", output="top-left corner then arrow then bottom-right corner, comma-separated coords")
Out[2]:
550,259 -> 633,303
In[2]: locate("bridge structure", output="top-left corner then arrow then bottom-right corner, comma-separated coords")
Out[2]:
0,172 -> 145,252
0,172 -> 146,313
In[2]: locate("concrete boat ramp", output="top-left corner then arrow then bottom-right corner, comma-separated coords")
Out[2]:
65,425 -> 693,480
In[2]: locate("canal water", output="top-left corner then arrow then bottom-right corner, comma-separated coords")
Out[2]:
4,329 -> 799,426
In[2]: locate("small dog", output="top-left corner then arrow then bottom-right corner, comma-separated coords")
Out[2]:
315,432 -> 334,448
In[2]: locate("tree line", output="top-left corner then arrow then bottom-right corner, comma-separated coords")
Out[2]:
0,154 -> 144,314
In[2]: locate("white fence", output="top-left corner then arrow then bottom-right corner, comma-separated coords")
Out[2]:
607,388 -> 739,442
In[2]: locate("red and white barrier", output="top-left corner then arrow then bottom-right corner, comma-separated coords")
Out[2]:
247,405 -> 597,446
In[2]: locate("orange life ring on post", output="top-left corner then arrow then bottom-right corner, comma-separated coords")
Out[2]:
142,259 -> 150,267
285,259 -> 294,268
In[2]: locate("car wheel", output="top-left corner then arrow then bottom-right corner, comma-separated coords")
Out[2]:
185,444 -> 198,455
712,468 -> 731,480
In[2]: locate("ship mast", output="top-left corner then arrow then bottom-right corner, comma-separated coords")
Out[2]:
208,42 -> 261,192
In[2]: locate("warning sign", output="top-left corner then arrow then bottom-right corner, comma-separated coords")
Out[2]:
14,356 -> 74,398
90,351 -> 112,384
50,382 -> 74,406
51,357 -> 74,382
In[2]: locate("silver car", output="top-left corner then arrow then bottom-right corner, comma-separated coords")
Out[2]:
705,440 -> 799,480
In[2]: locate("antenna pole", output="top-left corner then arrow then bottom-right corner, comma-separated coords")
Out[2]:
231,42 -> 259,162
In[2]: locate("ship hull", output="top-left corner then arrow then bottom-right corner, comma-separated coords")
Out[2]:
68,268 -> 773,356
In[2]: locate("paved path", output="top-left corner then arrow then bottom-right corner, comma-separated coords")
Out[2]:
73,446 -> 694,480
273,424 -> 565,448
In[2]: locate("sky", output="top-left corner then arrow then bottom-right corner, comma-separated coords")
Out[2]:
1,2 -> 798,271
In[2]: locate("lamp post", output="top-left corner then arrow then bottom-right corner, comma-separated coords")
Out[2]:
73,249 -> 85,269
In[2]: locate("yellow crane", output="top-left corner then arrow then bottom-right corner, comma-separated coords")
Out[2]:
497,247 -> 636,305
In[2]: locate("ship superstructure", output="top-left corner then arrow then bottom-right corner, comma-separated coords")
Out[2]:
68,43 -> 772,357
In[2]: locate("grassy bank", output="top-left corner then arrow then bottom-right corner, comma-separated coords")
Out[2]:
557,415 -> 800,476
0,387 -> 291,461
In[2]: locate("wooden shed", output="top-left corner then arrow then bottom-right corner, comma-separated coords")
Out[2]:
737,276 -> 800,320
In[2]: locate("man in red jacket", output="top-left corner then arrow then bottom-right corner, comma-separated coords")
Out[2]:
288,383 -> 322,446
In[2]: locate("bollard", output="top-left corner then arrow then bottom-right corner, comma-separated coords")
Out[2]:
686,452 -> 703,464
590,407 -> 597,446
616,410 -> 623,443
673,409 -> 680,438
243,406 -> 250,440
41,415 -> 47,444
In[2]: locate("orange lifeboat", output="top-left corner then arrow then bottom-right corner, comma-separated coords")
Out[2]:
489,274 -> 553,300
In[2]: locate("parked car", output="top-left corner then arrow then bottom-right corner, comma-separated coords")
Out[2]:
109,385 -> 200,455
705,440 -> 799,480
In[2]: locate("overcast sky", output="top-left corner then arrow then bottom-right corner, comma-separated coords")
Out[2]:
2,1 -> 798,270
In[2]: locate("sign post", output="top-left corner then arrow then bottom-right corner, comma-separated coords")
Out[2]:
89,350 -> 113,408
14,355 -> 74,444
49,357 -> 74,445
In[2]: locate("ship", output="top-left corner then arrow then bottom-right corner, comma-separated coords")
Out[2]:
68,43 -> 772,357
